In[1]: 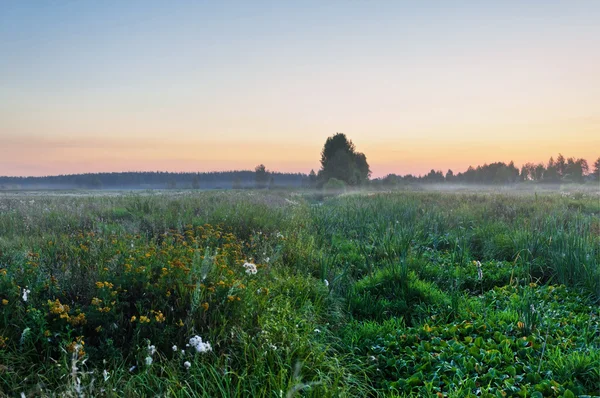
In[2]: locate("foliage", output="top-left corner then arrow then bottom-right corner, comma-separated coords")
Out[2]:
0,189 -> 598,397
318,133 -> 371,187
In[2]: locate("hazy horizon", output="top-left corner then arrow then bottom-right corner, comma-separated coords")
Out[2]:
2,1 -> 599,178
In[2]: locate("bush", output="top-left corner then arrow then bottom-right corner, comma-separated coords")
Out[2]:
322,178 -> 347,193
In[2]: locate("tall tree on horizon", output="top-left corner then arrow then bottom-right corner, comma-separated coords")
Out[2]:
318,133 -> 371,186
254,164 -> 269,189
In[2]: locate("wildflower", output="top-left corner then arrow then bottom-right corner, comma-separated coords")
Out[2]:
129,366 -> 136,372
148,345 -> 157,356
172,345 -> 178,352
474,261 -> 483,281
314,328 -> 321,333
103,369 -> 110,381
22,288 -> 31,302
130,316 -> 137,322
189,335 -> 212,353
183,361 -> 191,370
145,356 -> 153,366
243,262 -> 257,275
2,299 -> 8,305
324,279 -> 329,287
139,316 -> 150,323
91,297 -> 102,306
153,310 -> 166,323
201,302 -> 209,311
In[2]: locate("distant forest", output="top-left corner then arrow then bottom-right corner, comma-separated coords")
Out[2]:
1,140 -> 598,190
0,170 -> 306,190
373,154 -> 599,188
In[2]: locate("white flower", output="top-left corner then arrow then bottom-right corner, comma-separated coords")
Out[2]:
22,288 -> 31,302
243,262 -> 257,275
265,257 -> 270,263
172,345 -> 178,352
103,369 -> 110,381
314,328 -> 321,333
129,366 -> 136,372
323,279 -> 329,287
189,335 -> 212,353
183,361 -> 191,370
474,261 -> 483,281
145,356 -> 153,366
147,344 -> 156,356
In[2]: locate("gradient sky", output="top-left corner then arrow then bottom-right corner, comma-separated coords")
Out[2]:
1,1 -> 599,177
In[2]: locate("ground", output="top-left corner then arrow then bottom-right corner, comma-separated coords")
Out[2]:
0,188 -> 598,397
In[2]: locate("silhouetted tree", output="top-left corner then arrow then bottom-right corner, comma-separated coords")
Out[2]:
255,164 -> 269,189
318,133 -> 370,186
593,157 -> 600,180
445,169 -> 454,182
307,169 -> 317,188
555,153 -> 567,178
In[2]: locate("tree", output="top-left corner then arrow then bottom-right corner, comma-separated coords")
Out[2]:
318,133 -> 371,186
593,157 -> 600,180
255,164 -> 269,189
307,169 -> 317,188
555,153 -> 567,178
445,169 -> 454,182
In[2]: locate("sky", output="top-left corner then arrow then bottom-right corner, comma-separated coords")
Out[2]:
1,1 -> 599,178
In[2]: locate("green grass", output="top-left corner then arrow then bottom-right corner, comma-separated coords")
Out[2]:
0,189 -> 598,397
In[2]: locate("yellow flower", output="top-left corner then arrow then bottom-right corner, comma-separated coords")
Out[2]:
130,316 -> 137,322
517,321 -> 525,329
1,299 -> 8,305
227,295 -> 236,302
91,297 -> 102,306
153,311 -> 166,323
177,319 -> 184,327
201,302 -> 209,311
69,313 -> 87,326
95,282 -> 105,289
139,315 -> 150,324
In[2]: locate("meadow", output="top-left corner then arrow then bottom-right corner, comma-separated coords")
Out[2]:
0,188 -> 598,397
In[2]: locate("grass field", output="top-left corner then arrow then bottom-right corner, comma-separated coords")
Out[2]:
0,189 -> 598,397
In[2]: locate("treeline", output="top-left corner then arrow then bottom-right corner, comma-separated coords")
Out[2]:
1,153 -> 598,190
373,154 -> 599,187
0,171 -> 306,190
